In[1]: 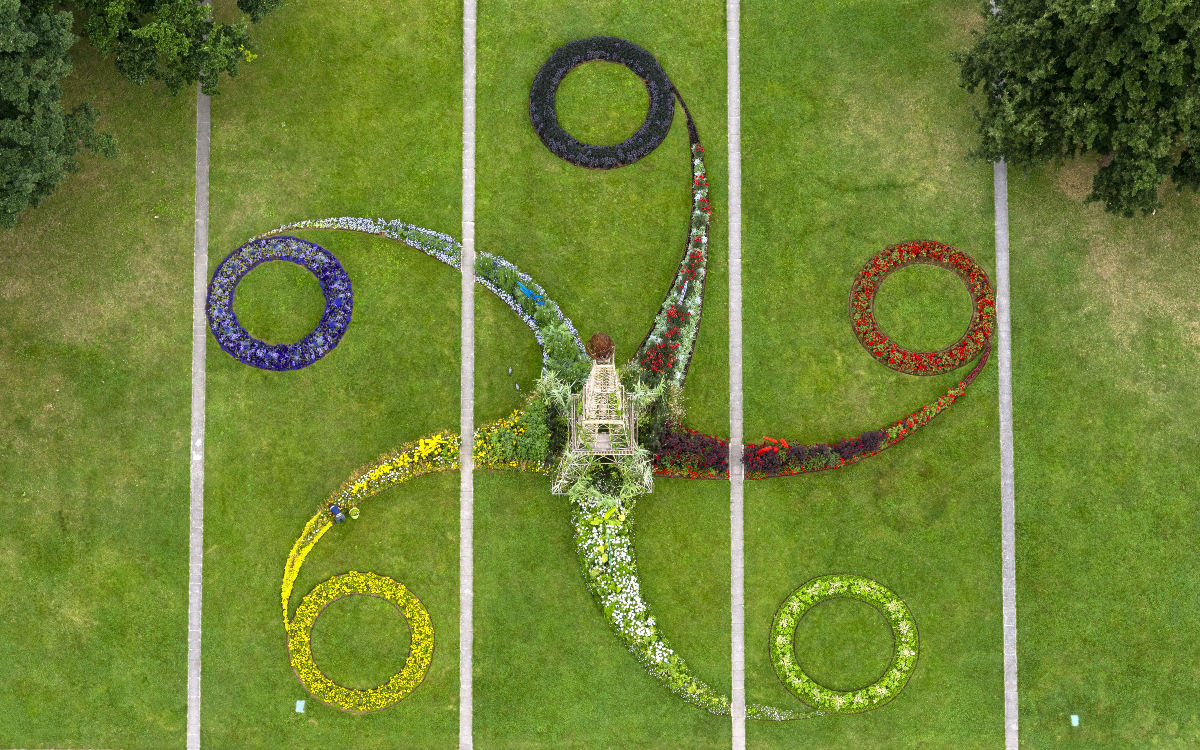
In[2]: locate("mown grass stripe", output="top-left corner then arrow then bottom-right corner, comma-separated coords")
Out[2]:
461,3 -> 477,748
187,85 -> 211,750
994,159 -> 1019,750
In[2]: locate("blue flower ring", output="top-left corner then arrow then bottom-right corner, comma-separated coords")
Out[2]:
206,236 -> 353,371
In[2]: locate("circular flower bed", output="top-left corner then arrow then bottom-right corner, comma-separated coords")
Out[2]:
207,236 -> 352,371
287,571 -> 433,713
530,36 -> 676,169
849,240 -> 994,376
770,574 -> 918,713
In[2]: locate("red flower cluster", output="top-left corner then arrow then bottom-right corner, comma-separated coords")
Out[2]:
680,247 -> 705,281
641,303 -> 692,375
652,424 -> 729,478
848,240 -> 995,376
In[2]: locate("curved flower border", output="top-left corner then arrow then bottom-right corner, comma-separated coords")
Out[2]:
249,217 -> 589,379
634,140 -> 712,388
770,574 -> 918,713
529,36 -> 676,169
570,482 -> 800,721
206,236 -> 352,371
287,571 -> 434,713
849,240 -> 995,376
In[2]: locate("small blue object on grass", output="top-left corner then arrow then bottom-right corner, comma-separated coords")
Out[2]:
296,700 -> 305,713
515,280 -> 546,305
1071,714 -> 1079,726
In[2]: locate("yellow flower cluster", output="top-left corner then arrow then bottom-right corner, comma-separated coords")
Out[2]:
281,430 -> 460,625
473,409 -> 548,473
331,431 -> 461,510
286,571 -> 434,712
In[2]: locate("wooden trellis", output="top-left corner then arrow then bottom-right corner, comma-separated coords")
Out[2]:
552,334 -> 644,494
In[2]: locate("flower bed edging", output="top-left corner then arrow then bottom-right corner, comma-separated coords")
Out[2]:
770,574 -> 918,713
206,236 -> 352,371
287,571 -> 434,713
529,36 -> 675,169
849,241 -> 995,376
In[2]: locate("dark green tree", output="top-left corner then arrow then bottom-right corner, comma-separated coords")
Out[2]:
78,0 -> 281,96
957,1 -> 1200,216
0,0 -> 116,228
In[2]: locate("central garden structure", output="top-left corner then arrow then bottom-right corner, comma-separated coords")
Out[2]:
204,35 -> 995,724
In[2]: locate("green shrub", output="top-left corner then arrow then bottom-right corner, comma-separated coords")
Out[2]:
515,398 -> 550,463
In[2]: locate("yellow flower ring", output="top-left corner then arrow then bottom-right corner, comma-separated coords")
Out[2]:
287,571 -> 434,713
769,574 -> 919,714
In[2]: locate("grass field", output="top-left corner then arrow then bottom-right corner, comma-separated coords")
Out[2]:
1009,158 -> 1200,747
201,0 -> 461,746
0,40 -> 195,750
741,1 -> 1004,747
6,0 -> 1200,747
471,2 -> 733,746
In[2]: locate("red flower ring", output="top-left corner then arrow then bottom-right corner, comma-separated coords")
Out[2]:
849,240 -> 995,376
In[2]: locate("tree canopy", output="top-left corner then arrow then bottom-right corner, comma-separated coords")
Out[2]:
957,0 -> 1200,216
0,0 -> 115,228
1,0 -> 279,227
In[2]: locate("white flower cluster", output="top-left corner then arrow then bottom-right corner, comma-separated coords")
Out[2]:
568,486 -> 802,720
633,143 -> 711,386
252,217 -> 586,371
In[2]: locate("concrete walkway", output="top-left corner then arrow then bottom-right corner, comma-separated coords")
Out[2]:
460,3 -> 477,748
994,160 -> 1019,750
726,1 -> 745,748
186,86 -> 211,750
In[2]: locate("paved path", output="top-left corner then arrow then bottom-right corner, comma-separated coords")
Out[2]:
994,160 -> 1019,749
186,86 -> 211,750
726,1 -> 745,747
460,4 -> 477,748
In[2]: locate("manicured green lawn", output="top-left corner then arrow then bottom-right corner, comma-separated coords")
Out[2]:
742,1 -> 1004,746
0,41 -> 195,750
472,2 -> 732,745
475,0 -> 729,435
473,472 -> 731,749
1009,158 -> 1200,747
201,0 -> 461,746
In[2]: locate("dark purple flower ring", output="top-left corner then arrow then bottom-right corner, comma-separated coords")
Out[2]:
206,236 -> 353,371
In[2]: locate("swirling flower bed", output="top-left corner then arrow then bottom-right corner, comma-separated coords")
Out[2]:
287,571 -> 434,712
282,432 -> 460,622
530,36 -> 676,169
206,236 -> 353,371
849,240 -> 995,376
770,574 -> 918,713
636,142 -> 712,386
740,340 -> 991,479
250,216 -> 590,384
569,477 -> 797,721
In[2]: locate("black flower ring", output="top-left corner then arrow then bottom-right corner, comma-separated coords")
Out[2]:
530,36 -> 676,169
206,236 -> 353,371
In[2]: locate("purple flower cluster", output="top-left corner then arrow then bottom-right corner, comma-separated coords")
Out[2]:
206,236 -> 352,371
529,36 -> 675,169
653,425 -> 729,478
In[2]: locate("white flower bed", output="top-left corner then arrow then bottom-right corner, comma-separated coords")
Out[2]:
253,217 -> 587,373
